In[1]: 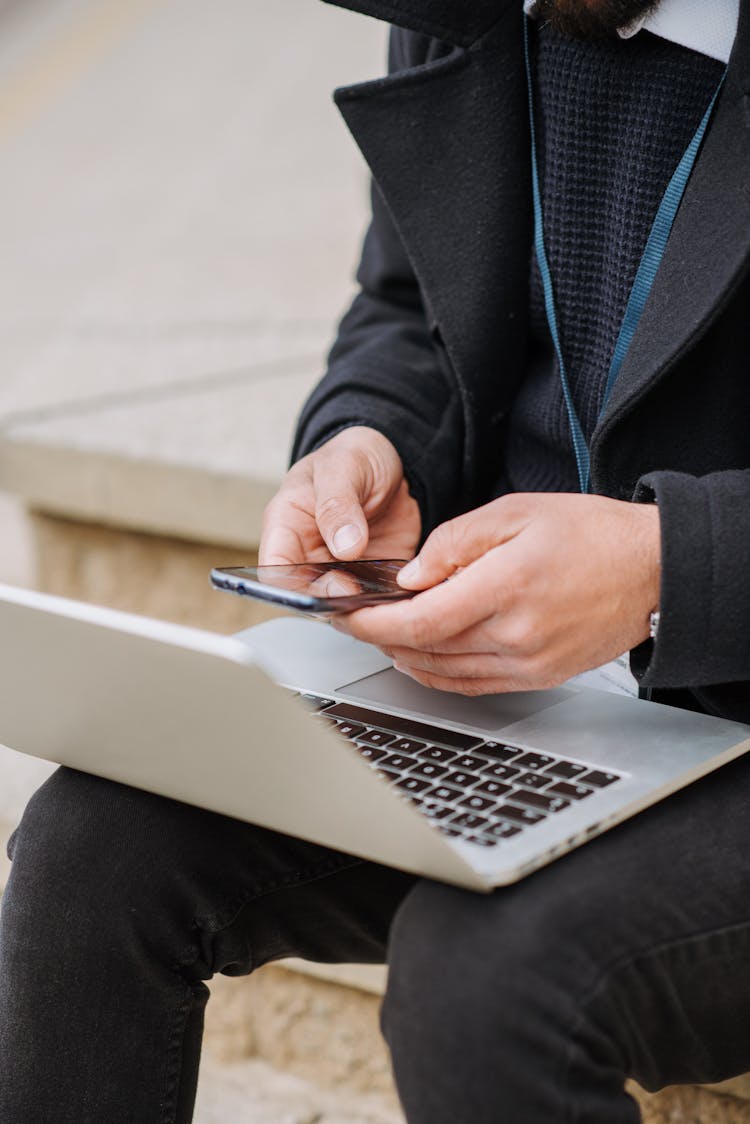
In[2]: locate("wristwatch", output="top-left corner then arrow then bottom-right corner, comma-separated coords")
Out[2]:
649,610 -> 661,641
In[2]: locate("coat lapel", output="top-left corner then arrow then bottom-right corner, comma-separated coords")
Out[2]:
595,2 -> 750,450
334,4 -> 531,461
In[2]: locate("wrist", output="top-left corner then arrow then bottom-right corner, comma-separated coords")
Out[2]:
631,501 -> 662,639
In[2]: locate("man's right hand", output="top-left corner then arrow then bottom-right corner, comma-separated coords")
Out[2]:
259,426 -> 421,566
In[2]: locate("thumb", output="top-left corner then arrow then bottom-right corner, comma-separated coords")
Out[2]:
314,465 -> 370,560
398,504 -> 526,590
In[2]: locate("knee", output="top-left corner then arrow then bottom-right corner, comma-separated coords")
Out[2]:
384,868 -> 614,1048
9,768 -> 183,918
383,875 -> 634,1123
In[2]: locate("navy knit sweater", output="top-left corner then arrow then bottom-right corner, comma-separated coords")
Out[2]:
502,24 -> 724,494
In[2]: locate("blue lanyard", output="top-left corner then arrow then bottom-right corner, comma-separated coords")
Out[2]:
523,16 -> 725,494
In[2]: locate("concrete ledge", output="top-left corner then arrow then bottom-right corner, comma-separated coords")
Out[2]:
0,364 -> 322,550
26,512 -> 280,634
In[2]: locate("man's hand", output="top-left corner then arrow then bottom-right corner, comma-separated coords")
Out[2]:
333,493 -> 661,694
260,426 -> 421,566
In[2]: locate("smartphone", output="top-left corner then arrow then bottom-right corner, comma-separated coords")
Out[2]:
210,559 -> 417,614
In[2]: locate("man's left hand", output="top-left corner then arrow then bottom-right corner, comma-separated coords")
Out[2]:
333,493 -> 661,695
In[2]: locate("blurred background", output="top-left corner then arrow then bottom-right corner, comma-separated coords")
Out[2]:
0,0 -> 384,816
0,3 -> 404,1121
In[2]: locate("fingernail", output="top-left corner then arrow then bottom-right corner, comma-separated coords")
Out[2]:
332,524 -> 362,555
398,557 -> 420,585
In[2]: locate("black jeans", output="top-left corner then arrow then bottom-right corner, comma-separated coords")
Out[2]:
3,761 -> 750,1123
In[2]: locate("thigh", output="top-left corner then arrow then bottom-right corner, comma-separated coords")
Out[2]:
4,766 -> 416,977
1,772 -> 414,1124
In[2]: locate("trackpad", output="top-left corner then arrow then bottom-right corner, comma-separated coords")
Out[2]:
339,667 -> 575,734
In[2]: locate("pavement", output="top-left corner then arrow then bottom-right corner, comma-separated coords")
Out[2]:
0,0 -> 385,419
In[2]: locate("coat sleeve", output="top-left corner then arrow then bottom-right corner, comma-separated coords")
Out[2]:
631,469 -> 750,723
291,29 -> 466,536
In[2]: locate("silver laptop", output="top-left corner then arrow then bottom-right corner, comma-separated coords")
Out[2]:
1,581 -> 748,893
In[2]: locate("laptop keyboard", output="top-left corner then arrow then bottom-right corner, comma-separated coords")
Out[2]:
300,694 -> 622,851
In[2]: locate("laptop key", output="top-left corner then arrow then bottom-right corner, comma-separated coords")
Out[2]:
516,771 -> 553,791
375,766 -> 400,782
458,793 -> 497,813
453,754 -> 488,771
323,703 -> 484,750
419,802 -> 454,821
415,745 -> 459,764
515,752 -> 557,772
438,826 -> 462,838
465,835 -> 500,848
497,803 -> 545,826
475,779 -> 513,798
357,729 -> 397,748
450,812 -> 490,831
480,763 -> 521,782
379,751 -> 419,771
579,770 -> 619,788
428,784 -> 464,803
544,760 -> 588,781
356,745 -> 389,764
395,776 -> 432,796
485,821 -> 522,839
443,769 -> 483,789
411,761 -> 450,781
476,742 -> 523,762
337,722 -> 365,740
547,781 -> 594,801
513,789 -> 571,814
391,737 -> 427,754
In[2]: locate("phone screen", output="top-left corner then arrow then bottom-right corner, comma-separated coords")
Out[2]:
211,559 -> 416,613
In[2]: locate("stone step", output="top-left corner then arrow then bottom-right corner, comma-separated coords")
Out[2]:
194,1055 -> 402,1124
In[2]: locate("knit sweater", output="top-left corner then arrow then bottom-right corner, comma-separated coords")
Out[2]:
502,24 -> 724,495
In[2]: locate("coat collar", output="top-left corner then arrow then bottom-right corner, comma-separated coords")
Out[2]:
322,0 -> 511,47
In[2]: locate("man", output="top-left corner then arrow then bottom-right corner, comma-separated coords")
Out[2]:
2,0 -> 750,1121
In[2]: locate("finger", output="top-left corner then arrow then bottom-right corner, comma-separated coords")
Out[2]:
388,648 -> 505,678
337,547 -> 516,649
376,620 -> 501,656
258,520 -> 307,567
398,496 -> 530,590
312,456 -> 371,561
308,571 -> 362,598
393,663 -> 523,697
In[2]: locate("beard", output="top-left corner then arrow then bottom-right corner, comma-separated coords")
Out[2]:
528,0 -> 660,41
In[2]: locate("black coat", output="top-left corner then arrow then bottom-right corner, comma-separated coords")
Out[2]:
293,0 -> 750,723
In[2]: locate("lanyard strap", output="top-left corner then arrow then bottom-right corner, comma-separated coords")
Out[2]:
523,16 -> 725,494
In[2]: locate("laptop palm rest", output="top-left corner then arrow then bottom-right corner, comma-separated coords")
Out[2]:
338,667 -> 575,733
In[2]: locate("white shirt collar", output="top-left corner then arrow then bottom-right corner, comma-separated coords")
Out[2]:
523,0 -> 739,64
